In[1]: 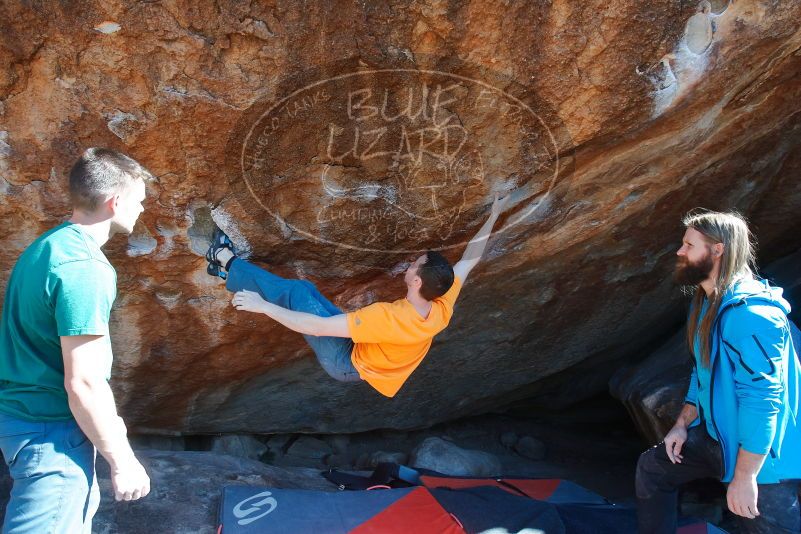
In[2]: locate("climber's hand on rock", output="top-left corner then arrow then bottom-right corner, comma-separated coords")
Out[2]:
232,290 -> 268,314
490,191 -> 510,219
664,424 -> 687,464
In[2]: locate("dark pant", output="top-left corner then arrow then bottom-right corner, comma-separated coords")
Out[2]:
636,424 -> 800,533
225,258 -> 361,382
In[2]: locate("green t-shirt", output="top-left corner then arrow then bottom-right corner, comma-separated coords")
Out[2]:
0,222 -> 116,421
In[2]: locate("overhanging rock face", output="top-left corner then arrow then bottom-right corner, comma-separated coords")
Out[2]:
1,1 -> 800,433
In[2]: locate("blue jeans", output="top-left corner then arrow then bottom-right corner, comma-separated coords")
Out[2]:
0,412 -> 99,534
226,259 -> 361,382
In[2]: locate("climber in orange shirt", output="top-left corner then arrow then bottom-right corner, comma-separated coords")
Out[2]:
207,193 -> 509,397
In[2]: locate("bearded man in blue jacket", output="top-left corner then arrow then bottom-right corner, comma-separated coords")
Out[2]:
636,210 -> 801,534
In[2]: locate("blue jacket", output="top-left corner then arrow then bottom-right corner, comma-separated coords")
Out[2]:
684,277 -> 801,483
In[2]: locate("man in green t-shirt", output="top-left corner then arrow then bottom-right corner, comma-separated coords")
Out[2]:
0,148 -> 152,533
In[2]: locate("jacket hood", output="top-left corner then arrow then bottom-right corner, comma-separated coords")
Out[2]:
720,276 -> 792,315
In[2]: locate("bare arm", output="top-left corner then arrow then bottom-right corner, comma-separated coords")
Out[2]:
231,291 -> 351,337
62,335 -> 150,501
728,448 -> 766,519
674,403 -> 698,429
663,403 -> 698,464
733,448 -> 767,480
453,193 -> 509,283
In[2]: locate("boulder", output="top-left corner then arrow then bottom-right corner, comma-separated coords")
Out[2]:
274,436 -> 333,467
210,434 -> 268,461
609,330 -> 692,443
410,437 -> 502,477
500,431 -> 519,449
286,436 -> 332,460
328,435 -> 351,455
369,451 -> 409,467
1,1 -> 801,434
514,436 -> 547,461
264,434 -> 294,455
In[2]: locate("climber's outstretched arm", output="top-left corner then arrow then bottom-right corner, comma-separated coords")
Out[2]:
231,290 -> 351,338
453,192 -> 509,283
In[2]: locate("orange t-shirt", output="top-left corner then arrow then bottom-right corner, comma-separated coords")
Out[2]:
346,276 -> 463,397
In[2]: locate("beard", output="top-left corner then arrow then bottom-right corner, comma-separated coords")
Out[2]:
673,252 -> 714,285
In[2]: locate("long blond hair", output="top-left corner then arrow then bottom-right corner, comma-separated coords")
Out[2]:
683,209 -> 757,367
